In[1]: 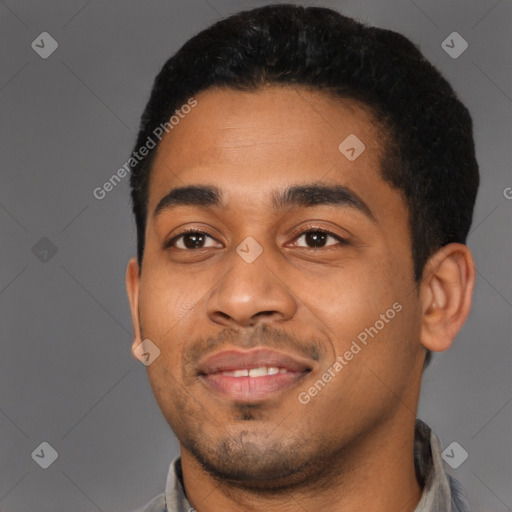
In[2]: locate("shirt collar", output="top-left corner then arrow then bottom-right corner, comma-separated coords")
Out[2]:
413,419 -> 473,511
162,419 -> 472,512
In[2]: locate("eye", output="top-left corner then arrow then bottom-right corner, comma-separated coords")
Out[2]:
292,228 -> 349,249
165,230 -> 221,250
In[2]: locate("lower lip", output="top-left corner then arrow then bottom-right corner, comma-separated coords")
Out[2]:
200,371 -> 308,401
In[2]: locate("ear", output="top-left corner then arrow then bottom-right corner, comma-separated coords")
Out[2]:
126,257 -> 143,355
419,243 -> 476,353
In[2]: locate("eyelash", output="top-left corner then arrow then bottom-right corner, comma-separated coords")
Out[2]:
289,224 -> 350,248
164,225 -> 350,250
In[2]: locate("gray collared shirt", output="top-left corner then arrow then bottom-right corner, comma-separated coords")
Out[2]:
131,419 -> 473,512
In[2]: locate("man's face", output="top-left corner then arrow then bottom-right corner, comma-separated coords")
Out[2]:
128,86 -> 426,487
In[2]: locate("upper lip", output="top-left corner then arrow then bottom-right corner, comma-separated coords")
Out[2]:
197,348 -> 314,375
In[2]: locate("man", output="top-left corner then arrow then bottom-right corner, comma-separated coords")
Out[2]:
126,4 -> 478,511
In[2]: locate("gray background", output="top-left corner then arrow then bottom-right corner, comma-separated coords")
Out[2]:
0,0 -> 511,511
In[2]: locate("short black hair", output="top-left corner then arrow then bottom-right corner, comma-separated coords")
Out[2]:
130,3 -> 478,276
129,4 -> 479,367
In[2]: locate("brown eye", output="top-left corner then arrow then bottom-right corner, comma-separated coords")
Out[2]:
166,231 -> 221,250
294,229 -> 349,248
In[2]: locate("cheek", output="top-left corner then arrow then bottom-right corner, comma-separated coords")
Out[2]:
137,268 -> 214,387
306,260 -> 396,327
138,265 -> 206,336
307,252 -> 416,366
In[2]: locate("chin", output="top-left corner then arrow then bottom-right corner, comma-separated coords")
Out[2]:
182,431 -> 325,490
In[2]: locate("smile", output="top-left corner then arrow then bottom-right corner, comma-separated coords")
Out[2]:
220,366 -> 290,377
197,348 -> 313,402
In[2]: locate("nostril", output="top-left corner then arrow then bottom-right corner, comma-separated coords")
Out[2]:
255,311 -> 279,321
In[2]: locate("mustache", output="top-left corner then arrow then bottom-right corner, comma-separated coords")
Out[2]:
183,323 -> 324,367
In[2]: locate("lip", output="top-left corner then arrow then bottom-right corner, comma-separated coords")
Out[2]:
197,348 -> 313,402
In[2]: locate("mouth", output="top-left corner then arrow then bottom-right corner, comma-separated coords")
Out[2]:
197,348 -> 313,402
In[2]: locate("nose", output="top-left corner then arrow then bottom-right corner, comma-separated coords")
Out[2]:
205,245 -> 297,328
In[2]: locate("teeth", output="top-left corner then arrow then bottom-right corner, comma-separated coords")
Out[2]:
249,366 -> 268,377
221,366 -> 287,377
222,369 -> 249,377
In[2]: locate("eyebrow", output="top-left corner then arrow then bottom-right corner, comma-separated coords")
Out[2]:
153,182 -> 375,221
272,182 -> 375,221
153,185 -> 221,217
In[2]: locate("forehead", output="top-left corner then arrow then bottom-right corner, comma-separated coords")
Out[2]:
147,86 -> 391,212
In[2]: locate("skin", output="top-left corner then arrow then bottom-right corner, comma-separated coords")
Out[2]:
126,86 -> 475,512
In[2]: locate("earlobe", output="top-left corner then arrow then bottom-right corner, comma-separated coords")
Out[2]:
126,257 -> 143,353
419,243 -> 476,353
